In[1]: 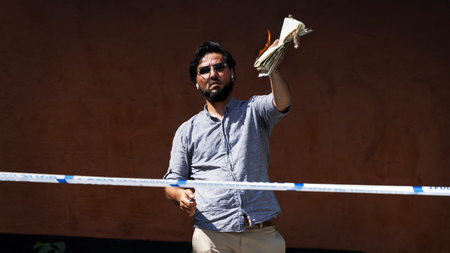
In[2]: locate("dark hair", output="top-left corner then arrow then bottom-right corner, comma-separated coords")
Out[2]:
189,41 -> 236,85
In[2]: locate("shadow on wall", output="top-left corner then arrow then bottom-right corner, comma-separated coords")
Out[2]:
0,233 -> 365,253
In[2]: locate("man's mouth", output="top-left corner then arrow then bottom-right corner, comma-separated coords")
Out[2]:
209,81 -> 222,89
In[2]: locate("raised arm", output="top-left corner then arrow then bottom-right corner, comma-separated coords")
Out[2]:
268,39 -> 291,112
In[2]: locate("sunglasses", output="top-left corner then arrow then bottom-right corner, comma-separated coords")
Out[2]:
197,62 -> 227,75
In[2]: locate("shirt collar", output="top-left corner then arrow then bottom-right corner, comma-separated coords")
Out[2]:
202,96 -> 237,119
225,96 -> 237,113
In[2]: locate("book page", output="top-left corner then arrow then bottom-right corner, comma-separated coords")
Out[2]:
279,18 -> 302,43
255,17 -> 302,67
254,16 -> 312,77
255,44 -> 282,66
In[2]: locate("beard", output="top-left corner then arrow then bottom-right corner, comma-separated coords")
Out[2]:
199,80 -> 234,103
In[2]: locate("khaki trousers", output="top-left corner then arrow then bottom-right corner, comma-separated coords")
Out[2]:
192,227 -> 285,253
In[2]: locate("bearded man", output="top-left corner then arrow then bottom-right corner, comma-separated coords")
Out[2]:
163,40 -> 291,253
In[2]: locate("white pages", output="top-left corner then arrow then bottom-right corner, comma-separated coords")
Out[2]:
254,17 -> 312,77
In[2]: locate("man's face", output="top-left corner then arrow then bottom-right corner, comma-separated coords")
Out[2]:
196,53 -> 234,103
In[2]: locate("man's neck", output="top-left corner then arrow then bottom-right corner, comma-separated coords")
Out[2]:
205,95 -> 232,120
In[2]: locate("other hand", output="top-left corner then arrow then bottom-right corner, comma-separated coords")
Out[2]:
179,188 -> 196,217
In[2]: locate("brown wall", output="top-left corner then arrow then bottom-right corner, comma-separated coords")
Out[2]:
1,0 -> 450,252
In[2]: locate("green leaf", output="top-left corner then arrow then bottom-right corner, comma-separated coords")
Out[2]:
38,244 -> 54,253
33,242 -> 46,249
52,241 -> 66,251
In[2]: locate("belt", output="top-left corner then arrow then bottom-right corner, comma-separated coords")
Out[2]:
244,216 -> 277,229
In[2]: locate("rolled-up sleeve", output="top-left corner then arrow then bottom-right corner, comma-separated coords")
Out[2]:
253,93 -> 291,135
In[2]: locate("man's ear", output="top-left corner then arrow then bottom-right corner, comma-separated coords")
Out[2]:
231,69 -> 236,82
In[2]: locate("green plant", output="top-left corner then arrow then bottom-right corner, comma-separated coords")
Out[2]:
32,241 -> 70,253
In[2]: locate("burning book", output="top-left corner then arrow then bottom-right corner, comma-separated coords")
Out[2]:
254,15 -> 313,77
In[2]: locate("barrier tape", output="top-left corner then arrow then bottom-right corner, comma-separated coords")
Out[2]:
1,171 -> 449,196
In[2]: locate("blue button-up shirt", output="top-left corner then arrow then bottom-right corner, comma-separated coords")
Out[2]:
163,93 -> 290,232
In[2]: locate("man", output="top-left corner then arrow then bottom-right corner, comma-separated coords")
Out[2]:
163,40 -> 291,253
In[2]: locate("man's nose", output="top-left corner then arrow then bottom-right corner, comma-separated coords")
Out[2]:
209,67 -> 218,77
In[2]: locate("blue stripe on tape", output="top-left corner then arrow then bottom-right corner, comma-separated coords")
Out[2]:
294,183 -> 304,189
413,186 -> 423,193
288,183 -> 304,191
56,175 -> 74,184
169,180 -> 188,188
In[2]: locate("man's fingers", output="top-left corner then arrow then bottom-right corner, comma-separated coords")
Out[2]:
268,39 -> 280,49
186,205 -> 196,217
275,51 -> 286,68
179,189 -> 197,217
180,201 -> 196,216
185,189 -> 196,202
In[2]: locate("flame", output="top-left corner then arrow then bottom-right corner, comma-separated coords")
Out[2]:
258,30 -> 271,57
